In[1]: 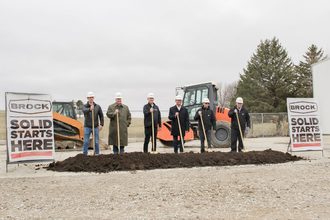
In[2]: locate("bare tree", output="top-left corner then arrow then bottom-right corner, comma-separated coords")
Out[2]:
218,81 -> 238,108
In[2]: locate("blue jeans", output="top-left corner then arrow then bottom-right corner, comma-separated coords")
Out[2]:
83,127 -> 100,155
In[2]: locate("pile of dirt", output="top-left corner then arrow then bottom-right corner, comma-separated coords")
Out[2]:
47,149 -> 302,173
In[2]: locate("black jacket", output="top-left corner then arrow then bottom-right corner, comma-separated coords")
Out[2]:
228,105 -> 250,131
143,103 -> 162,128
168,105 -> 190,136
82,102 -> 104,128
194,106 -> 216,131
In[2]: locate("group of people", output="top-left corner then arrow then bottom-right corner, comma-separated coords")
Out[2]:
82,92 -> 250,155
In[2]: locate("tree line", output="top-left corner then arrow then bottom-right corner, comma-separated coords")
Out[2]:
234,37 -> 327,113
76,37 -> 327,113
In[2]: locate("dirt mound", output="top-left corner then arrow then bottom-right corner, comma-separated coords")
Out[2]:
47,149 -> 302,173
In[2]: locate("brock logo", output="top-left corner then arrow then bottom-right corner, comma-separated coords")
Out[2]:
289,101 -> 318,114
9,99 -> 52,114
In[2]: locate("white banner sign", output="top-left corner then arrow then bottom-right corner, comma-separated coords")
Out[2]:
6,92 -> 55,163
287,98 -> 323,151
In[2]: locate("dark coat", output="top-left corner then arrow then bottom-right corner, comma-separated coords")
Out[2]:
194,106 -> 216,131
228,105 -> 250,131
143,103 -> 162,128
168,105 -> 190,136
106,103 -> 131,146
82,102 -> 104,128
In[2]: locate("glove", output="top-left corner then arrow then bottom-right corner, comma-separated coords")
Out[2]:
245,127 -> 249,135
198,111 -> 202,115
234,109 -> 238,114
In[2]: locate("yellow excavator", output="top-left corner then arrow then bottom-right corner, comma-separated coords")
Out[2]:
52,101 -> 84,149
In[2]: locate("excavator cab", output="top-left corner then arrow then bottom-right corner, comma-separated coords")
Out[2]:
52,101 -> 84,145
179,83 -> 218,121
158,82 -> 231,148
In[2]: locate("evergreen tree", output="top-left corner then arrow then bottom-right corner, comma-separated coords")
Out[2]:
236,38 -> 295,112
295,44 -> 327,97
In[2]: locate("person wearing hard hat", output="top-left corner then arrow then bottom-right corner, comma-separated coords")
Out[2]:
228,97 -> 250,152
143,93 -> 162,153
82,92 -> 104,155
194,97 -> 216,153
106,92 -> 132,154
168,95 -> 190,153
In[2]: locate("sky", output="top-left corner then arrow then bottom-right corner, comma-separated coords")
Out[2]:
1,0 -> 329,112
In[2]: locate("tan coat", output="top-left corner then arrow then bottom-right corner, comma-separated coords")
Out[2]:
107,103 -> 131,146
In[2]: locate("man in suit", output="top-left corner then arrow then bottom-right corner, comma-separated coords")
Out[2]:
143,93 -> 162,153
228,97 -> 250,152
168,95 -> 190,153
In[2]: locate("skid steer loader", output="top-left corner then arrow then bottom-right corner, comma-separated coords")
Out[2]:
52,101 -> 84,149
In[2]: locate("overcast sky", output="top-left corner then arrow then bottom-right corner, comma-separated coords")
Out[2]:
1,0 -> 329,112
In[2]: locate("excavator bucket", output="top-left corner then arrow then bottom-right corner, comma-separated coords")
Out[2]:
52,102 -> 84,144
215,106 -> 231,123
157,120 -> 194,146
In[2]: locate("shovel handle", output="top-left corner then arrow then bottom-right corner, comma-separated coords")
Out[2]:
177,114 -> 185,150
116,111 -> 120,148
235,111 -> 245,151
92,109 -> 95,155
200,112 -> 208,151
151,110 -> 155,152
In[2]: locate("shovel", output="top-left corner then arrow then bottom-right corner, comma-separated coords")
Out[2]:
177,113 -> 185,152
235,110 -> 245,152
151,108 -> 156,153
199,111 -> 208,152
91,109 -> 95,155
116,110 -> 120,149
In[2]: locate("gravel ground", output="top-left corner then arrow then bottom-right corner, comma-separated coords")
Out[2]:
1,137 -> 330,219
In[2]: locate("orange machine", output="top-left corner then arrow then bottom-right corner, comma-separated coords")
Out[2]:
52,102 -> 84,144
157,82 -> 232,148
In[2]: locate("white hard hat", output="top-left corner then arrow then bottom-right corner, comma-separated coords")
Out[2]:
175,95 -> 183,101
147,93 -> 154,99
236,97 -> 243,104
115,92 -> 123,99
86,92 -> 95,98
202,98 -> 210,103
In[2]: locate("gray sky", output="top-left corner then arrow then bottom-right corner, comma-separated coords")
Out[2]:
1,0 -> 329,111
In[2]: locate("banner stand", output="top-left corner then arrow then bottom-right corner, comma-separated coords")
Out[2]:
286,98 -> 324,156
286,138 -> 324,157
5,93 -> 8,173
5,159 -> 55,173
5,92 -> 56,170
286,139 -> 291,153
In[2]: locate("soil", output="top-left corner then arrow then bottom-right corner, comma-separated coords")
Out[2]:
47,149 -> 302,173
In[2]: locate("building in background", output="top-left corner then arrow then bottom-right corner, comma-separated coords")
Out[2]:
312,58 -> 330,134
